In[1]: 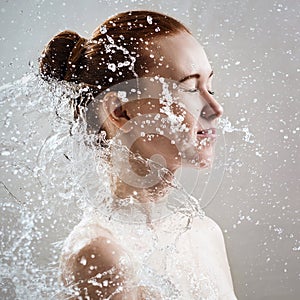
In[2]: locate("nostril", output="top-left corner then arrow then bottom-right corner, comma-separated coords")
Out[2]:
200,104 -> 215,120
201,102 -> 223,120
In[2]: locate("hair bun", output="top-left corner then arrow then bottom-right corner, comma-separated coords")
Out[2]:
39,30 -> 86,81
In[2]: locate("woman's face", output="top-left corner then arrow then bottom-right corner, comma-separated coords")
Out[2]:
100,31 -> 223,172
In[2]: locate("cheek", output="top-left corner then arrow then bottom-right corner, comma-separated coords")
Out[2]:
182,110 -> 197,135
148,103 -> 198,153
169,103 -> 197,137
130,135 -> 181,163
123,100 -> 198,154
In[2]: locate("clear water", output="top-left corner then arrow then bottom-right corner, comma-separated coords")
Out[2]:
1,0 -> 299,298
0,72 -> 250,298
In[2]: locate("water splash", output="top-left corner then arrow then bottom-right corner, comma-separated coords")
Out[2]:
218,116 -> 254,143
0,72 -> 244,298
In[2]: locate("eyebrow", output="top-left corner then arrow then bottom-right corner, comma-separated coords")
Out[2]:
179,70 -> 214,83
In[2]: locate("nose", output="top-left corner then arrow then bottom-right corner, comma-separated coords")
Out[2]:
201,94 -> 223,121
212,101 -> 224,118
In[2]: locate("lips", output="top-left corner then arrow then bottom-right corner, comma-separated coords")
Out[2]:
197,128 -> 217,139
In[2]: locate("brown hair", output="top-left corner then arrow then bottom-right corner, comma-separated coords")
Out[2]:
39,10 -> 191,93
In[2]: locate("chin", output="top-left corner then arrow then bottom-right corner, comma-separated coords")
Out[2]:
179,157 -> 215,170
199,153 -> 215,169
195,153 -> 215,169
182,142 -> 216,170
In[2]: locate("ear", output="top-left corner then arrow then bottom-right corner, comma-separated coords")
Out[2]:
102,91 -> 132,133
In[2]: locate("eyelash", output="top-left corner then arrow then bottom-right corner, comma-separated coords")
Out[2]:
186,88 -> 215,95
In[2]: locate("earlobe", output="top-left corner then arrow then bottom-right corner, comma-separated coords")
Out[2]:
103,91 -> 132,133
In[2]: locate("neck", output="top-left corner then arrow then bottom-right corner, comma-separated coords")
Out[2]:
109,166 -> 175,204
103,140 -> 184,224
110,176 -> 172,225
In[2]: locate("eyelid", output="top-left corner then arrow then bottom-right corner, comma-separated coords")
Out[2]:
187,88 -> 199,93
177,85 -> 198,93
177,83 -> 201,93
181,87 -> 215,95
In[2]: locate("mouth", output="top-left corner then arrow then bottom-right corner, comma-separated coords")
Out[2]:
197,128 -> 217,139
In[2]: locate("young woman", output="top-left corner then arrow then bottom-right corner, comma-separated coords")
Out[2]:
40,10 -> 237,299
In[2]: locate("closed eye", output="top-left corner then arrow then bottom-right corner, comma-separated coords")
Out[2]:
186,88 -> 198,93
178,86 -> 200,93
181,87 -> 215,95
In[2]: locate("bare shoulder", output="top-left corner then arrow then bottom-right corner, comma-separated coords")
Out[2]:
61,233 -> 137,299
64,236 -> 132,276
193,215 -> 225,242
202,215 -> 223,230
194,215 -> 237,298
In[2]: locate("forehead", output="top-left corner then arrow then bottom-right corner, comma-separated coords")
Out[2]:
144,31 -> 212,80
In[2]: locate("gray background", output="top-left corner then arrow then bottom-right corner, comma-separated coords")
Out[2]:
0,0 -> 299,299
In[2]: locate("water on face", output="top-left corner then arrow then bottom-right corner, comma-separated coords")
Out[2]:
0,73 -> 245,299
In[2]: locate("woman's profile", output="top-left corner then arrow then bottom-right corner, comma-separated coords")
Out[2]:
39,10 -> 237,299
